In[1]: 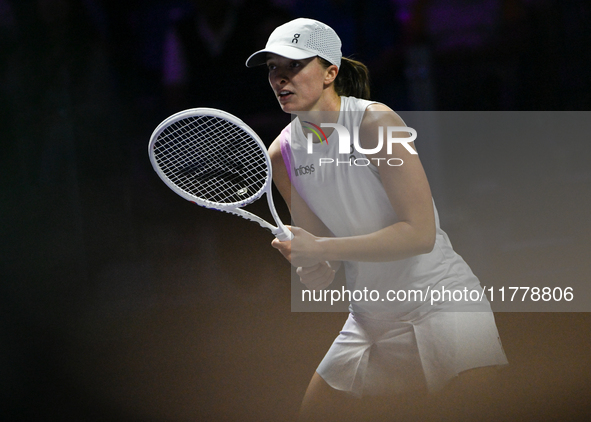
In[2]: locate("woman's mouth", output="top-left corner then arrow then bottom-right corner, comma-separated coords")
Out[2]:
278,90 -> 293,102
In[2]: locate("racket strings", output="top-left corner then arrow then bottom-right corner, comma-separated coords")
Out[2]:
153,115 -> 268,205
158,117 -> 259,202
186,119 -> 266,201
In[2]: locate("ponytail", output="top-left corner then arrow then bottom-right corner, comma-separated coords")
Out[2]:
319,56 -> 371,100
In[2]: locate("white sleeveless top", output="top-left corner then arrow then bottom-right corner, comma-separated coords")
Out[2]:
280,96 -> 490,319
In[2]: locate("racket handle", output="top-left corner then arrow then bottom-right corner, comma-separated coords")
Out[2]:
274,228 -> 293,241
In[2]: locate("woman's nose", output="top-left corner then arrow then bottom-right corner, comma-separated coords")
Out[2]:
272,69 -> 288,85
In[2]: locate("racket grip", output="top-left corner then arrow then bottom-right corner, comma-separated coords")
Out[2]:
274,228 -> 293,241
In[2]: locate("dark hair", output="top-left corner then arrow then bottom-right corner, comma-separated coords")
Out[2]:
318,56 -> 371,100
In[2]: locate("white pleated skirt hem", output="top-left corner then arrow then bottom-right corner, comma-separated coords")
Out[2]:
316,311 -> 508,397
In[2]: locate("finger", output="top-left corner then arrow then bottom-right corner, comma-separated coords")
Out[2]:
271,238 -> 291,248
296,264 -> 322,276
304,273 -> 334,291
271,240 -> 291,259
306,262 -> 331,276
318,270 -> 336,289
297,263 -> 327,281
301,266 -> 335,290
310,269 -> 335,291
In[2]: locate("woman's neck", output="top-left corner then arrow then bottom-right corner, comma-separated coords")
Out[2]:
295,90 -> 341,127
296,92 -> 341,141
314,89 -> 341,113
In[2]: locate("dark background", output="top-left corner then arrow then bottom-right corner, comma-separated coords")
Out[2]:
1,0 -> 590,420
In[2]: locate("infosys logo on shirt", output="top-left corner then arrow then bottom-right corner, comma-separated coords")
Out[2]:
294,163 -> 315,177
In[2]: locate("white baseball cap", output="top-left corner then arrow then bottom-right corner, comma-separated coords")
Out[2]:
245,18 -> 342,68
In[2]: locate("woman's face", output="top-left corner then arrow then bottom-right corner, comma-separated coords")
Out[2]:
266,54 -> 335,113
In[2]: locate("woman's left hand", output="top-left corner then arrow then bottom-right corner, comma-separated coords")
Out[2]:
271,226 -> 323,267
296,262 -> 336,290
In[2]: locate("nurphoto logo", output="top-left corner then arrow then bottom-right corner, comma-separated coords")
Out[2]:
305,123 -> 417,167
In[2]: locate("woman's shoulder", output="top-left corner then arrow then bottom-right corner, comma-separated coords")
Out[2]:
342,95 -> 379,110
357,100 -> 406,128
268,121 -> 292,159
342,96 -> 398,116
268,134 -> 284,167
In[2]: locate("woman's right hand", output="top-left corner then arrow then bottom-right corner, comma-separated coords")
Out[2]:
296,261 -> 336,290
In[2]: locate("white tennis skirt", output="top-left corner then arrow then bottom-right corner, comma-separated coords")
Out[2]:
316,311 -> 508,397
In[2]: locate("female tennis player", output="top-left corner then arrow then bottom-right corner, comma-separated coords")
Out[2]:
246,18 -> 508,421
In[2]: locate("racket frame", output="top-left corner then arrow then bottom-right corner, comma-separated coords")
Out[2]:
148,108 -> 292,241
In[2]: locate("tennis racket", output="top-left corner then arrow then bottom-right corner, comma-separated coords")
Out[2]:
148,108 -> 293,241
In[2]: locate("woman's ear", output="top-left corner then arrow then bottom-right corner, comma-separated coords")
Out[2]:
324,64 -> 338,85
